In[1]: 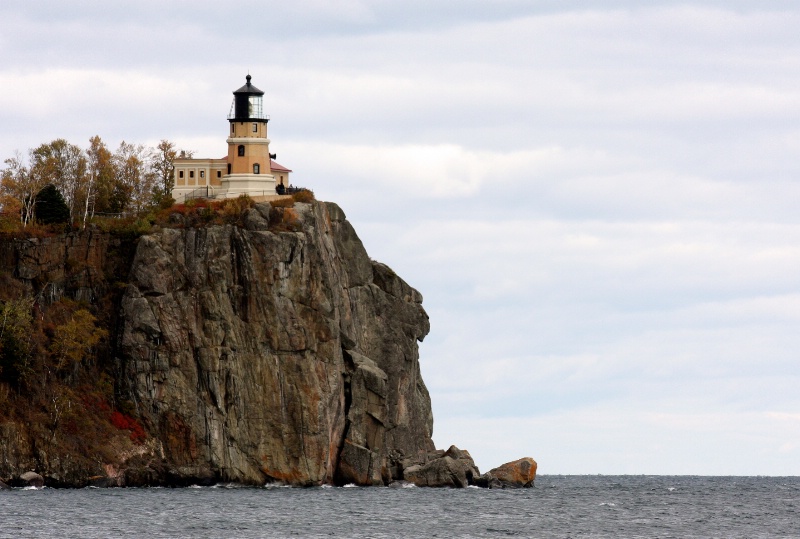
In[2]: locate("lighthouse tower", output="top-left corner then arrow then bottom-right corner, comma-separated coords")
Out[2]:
224,75 -> 276,195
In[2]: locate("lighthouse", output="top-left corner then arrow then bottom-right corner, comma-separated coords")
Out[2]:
225,75 -> 275,193
171,75 -> 291,202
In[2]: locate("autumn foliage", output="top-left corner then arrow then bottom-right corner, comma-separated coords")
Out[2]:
110,411 -> 147,444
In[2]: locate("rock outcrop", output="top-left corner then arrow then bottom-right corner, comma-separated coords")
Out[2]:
116,201 -> 434,485
19,471 -> 44,488
473,457 -> 538,488
400,447 -> 537,489
403,446 -> 480,488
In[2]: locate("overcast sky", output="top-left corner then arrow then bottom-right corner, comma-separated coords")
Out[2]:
2,0 -> 799,475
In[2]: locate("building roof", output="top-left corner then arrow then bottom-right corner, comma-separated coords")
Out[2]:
270,160 -> 292,173
233,74 -> 264,96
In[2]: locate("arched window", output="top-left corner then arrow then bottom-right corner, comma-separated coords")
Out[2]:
238,145 -> 245,157
253,163 -> 260,174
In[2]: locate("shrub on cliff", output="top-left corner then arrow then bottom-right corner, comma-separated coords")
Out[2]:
291,189 -> 315,204
50,309 -> 108,373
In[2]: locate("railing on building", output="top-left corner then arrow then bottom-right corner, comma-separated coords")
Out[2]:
175,185 -> 312,204
178,186 -> 211,204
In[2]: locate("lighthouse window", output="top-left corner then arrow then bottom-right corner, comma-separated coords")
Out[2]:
248,95 -> 263,118
238,145 -> 245,157
252,123 -> 258,133
254,163 -> 260,174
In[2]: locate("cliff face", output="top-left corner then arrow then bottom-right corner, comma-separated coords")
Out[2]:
0,201 -> 435,486
119,201 -> 434,485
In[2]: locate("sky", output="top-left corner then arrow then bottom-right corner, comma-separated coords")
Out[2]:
1,0 -> 799,475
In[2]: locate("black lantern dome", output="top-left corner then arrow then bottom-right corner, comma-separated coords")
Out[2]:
228,75 -> 269,121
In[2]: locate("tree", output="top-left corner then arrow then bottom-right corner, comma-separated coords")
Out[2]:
34,184 -> 71,225
30,139 -> 87,223
50,309 -> 107,372
113,141 -> 156,214
0,151 -> 47,227
151,139 -> 177,206
85,135 -> 116,222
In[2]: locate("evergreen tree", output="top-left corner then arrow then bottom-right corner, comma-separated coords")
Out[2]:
34,184 -> 70,225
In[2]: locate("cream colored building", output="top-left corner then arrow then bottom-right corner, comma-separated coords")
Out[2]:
172,75 -> 292,202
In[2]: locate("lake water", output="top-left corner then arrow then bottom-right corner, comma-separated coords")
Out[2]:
1,475 -> 798,538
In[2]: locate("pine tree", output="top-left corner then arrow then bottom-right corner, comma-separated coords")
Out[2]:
34,184 -> 71,225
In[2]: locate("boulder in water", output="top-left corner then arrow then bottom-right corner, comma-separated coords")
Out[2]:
20,471 -> 44,488
486,457 -> 537,488
402,445 -> 480,488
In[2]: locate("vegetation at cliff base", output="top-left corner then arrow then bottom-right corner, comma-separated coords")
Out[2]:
0,284 -> 144,481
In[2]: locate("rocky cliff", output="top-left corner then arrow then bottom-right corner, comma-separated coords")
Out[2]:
0,199 -> 536,488
118,201 -> 434,485
0,200 -> 437,486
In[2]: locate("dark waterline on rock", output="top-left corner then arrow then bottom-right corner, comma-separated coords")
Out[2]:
1,476 -> 798,538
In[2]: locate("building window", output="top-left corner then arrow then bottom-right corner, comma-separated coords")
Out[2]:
231,124 -> 235,135
189,170 -> 194,178
227,164 -> 232,174
217,170 -> 221,178
238,145 -> 245,157
252,123 -> 258,133
200,170 -> 205,179
253,163 -> 260,174
179,170 -> 184,179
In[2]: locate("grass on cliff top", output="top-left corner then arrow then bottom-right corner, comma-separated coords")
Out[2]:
0,189 -> 315,240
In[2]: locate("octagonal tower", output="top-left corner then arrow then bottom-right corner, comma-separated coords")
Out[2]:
225,75 -> 275,195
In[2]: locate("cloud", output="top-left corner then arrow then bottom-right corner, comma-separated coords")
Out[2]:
2,1 -> 800,475
436,407 -> 800,475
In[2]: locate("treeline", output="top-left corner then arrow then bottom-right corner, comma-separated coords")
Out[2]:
0,137 -> 189,228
